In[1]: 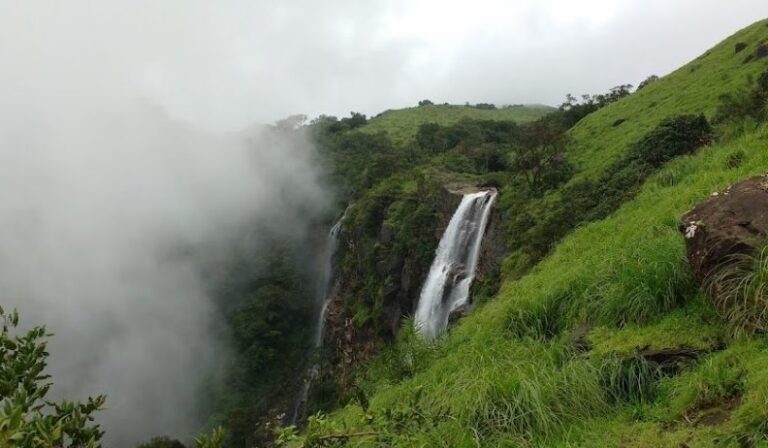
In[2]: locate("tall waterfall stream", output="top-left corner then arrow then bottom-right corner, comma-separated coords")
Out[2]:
415,190 -> 496,339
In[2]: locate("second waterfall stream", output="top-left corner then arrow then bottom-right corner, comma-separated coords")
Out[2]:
415,190 -> 497,339
290,206 -> 349,423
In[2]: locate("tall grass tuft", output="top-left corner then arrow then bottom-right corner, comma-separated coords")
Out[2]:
705,244 -> 768,333
599,356 -> 661,404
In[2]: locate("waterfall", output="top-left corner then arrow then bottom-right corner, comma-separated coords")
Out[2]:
415,190 -> 496,339
290,206 -> 349,423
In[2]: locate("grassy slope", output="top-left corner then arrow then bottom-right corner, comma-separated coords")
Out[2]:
360,104 -> 554,144
300,19 -> 768,447
568,20 -> 768,180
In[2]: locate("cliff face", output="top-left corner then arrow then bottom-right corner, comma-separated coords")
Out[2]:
318,185 -> 502,398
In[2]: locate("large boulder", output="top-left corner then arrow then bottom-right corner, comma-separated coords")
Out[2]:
680,175 -> 768,283
680,175 -> 768,329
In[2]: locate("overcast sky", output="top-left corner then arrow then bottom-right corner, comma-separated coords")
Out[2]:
4,1 -> 768,130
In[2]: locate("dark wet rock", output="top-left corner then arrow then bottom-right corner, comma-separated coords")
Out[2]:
679,175 -> 768,285
624,346 -> 705,376
379,224 -> 394,245
568,323 -> 593,352
448,303 -> 471,327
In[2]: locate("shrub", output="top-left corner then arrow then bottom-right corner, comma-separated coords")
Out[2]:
714,68 -> 768,125
137,437 -> 187,448
505,114 -> 712,267
627,114 -> 713,167
725,149 -> 747,169
637,75 -> 660,91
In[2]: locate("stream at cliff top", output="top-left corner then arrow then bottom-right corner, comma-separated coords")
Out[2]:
414,190 -> 496,339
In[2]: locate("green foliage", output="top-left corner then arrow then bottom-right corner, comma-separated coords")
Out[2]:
314,127 -> 404,195
290,19 -> 768,446
359,103 -> 553,144
137,436 -> 186,448
208,246 -> 315,447
627,114 -> 713,167
725,149 -> 747,168
361,319 -> 439,388
637,75 -> 660,91
503,113 -> 712,264
715,68 -> 768,126
193,427 -> 225,448
511,118 -> 572,195
0,308 -> 105,448
555,84 -> 634,128
137,428 -> 225,448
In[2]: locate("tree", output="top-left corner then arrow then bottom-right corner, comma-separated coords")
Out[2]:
0,308 -> 105,448
637,75 -> 659,91
340,112 -> 367,129
510,120 -> 571,195
417,99 -> 434,107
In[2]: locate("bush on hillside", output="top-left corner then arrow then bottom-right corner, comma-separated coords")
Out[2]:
628,114 -> 713,167
637,75 -> 660,91
725,149 -> 747,169
341,112 -> 367,129
555,84 -> 634,128
504,114 -> 712,266
715,68 -> 768,125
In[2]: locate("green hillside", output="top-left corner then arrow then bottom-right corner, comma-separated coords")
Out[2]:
361,103 -> 554,143
289,18 -> 768,447
567,18 -> 768,180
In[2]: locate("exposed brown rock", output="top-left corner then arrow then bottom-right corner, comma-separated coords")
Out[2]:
679,175 -> 768,285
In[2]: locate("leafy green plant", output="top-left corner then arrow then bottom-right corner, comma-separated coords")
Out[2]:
0,308 -> 105,448
715,68 -> 768,126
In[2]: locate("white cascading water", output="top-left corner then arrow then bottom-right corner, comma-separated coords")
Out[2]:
415,190 -> 496,339
290,206 -> 349,423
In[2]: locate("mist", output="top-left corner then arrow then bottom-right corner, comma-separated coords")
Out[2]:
0,3 -> 329,446
0,101 -> 328,446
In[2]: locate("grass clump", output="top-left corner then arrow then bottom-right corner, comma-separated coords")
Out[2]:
706,245 -> 768,333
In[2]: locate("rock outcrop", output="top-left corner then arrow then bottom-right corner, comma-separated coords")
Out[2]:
679,175 -> 768,284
